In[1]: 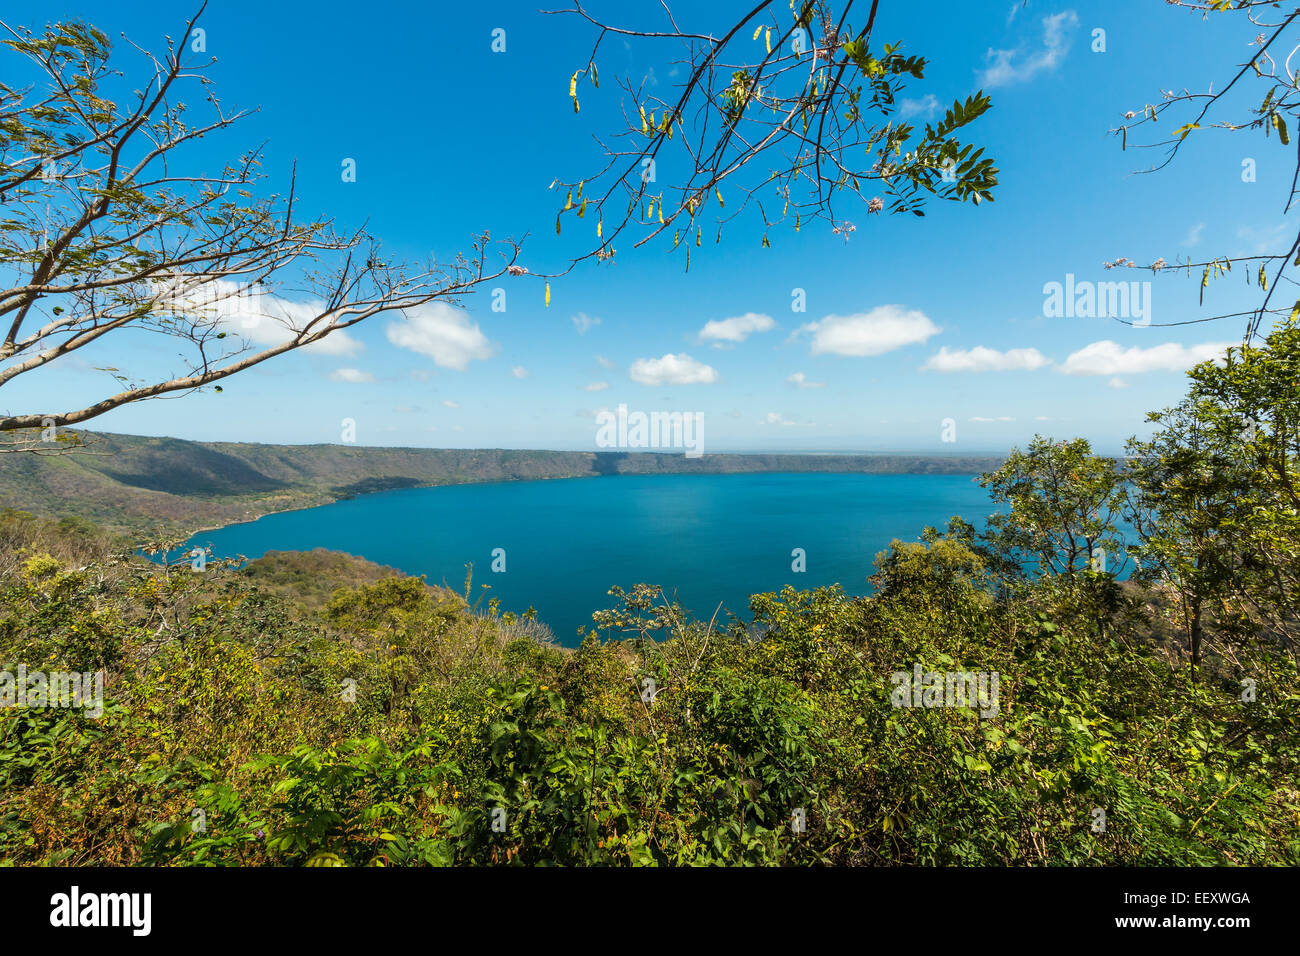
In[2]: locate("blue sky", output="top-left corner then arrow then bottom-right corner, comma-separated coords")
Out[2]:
4,0 -> 1286,454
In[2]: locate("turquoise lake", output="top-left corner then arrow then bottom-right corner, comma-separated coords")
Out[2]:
181,472 -> 997,645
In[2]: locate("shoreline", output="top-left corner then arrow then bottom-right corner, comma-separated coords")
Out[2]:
5,434 -> 1006,542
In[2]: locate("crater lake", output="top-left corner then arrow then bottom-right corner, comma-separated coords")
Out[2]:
179,471 -> 996,645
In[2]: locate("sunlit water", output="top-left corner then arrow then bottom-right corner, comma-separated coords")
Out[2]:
179,472 -> 998,645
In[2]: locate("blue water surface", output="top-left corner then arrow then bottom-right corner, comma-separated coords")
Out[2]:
181,472 -> 997,644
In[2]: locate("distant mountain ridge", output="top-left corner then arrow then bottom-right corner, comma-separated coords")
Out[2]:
0,431 -> 1003,540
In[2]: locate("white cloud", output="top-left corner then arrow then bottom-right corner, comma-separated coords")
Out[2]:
786,371 -> 826,388
511,365 -> 529,379
572,312 -> 602,335
629,353 -> 718,386
583,381 -> 609,392
328,367 -> 374,383
1236,221 -> 1288,256
595,354 -> 615,369
442,399 -> 460,409
153,276 -> 363,356
922,345 -> 1051,373
1107,376 -> 1130,389
897,93 -> 939,119
1183,222 -> 1205,247
979,10 -> 1078,88
792,305 -> 940,357
762,411 -> 811,426
697,312 -> 776,346
385,302 -> 496,370
1058,340 -> 1231,376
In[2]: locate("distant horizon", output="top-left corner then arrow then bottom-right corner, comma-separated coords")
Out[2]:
68,426 -> 1034,458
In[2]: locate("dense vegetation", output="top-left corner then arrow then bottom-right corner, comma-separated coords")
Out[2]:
0,433 -> 1003,539
0,322 -> 1297,866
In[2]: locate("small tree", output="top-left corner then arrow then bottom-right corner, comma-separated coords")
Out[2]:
979,437 -> 1129,579
978,437 -> 1130,641
1178,320 -> 1300,654
1125,398 -> 1248,672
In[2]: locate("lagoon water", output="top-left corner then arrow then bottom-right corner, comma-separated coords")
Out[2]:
183,472 -> 995,645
